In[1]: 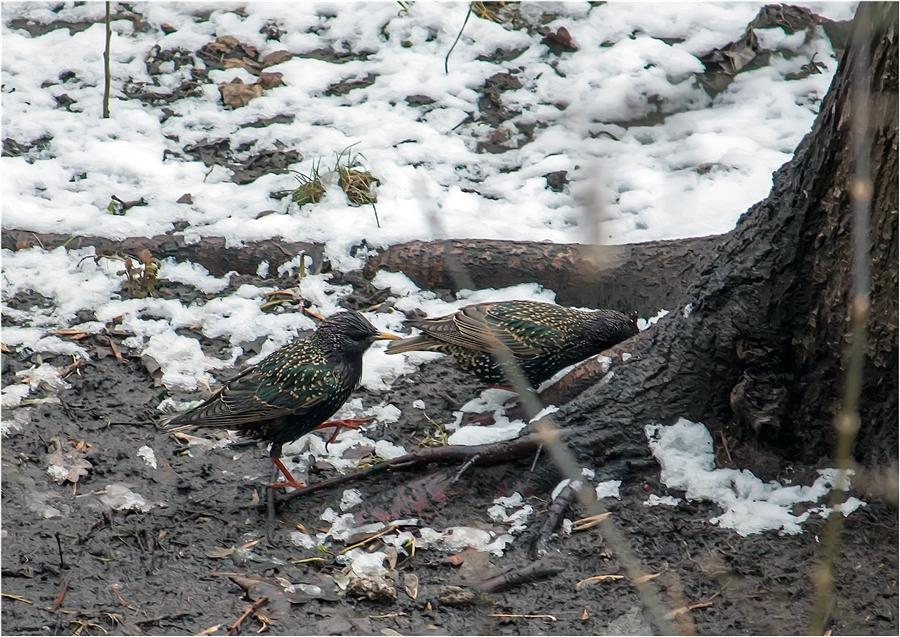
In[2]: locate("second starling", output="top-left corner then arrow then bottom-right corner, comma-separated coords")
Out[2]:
160,311 -> 400,489
385,300 -> 638,387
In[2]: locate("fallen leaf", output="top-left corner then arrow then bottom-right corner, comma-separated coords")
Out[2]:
219,78 -> 263,108
46,439 -> 92,484
205,547 -> 235,559
576,574 -> 624,588
403,573 -> 419,601
261,50 -> 293,68
542,26 -> 578,53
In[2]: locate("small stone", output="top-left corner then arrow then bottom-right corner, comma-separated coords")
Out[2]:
176,193 -> 193,204
160,23 -> 176,34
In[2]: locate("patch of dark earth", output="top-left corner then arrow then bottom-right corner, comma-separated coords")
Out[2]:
2,278 -> 896,635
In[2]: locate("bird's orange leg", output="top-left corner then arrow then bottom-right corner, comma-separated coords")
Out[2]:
314,417 -> 375,445
267,447 -> 306,490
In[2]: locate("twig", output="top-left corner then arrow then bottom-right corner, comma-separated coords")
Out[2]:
444,4 -> 473,74
476,561 -> 565,593
55,531 -> 66,570
576,574 -> 624,588
450,453 -> 480,485
282,435 -> 545,502
225,596 -> 268,636
719,430 -> 734,465
50,578 -> 69,612
102,2 -> 112,119
666,591 -> 720,619
2,593 -> 34,604
531,481 -> 578,558
489,613 -> 557,621
809,11 -> 874,634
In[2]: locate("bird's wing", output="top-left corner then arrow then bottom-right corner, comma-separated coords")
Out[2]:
161,360 -> 339,432
413,303 -> 560,358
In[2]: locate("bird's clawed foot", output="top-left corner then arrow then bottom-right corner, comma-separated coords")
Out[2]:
269,454 -> 306,491
267,478 -> 307,490
315,417 -> 375,446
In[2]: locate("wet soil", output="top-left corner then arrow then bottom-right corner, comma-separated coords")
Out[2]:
1,277 -> 897,636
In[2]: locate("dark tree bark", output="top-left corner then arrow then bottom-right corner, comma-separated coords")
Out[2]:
552,2 -> 897,467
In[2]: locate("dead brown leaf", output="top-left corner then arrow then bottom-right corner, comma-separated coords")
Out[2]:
219,78 -> 263,108
403,573 -> 419,601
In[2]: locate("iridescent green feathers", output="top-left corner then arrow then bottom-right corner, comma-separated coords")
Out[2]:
386,300 -> 637,386
160,311 -> 395,445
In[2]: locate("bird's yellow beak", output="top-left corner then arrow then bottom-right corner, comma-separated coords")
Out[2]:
375,331 -> 402,341
303,307 -> 327,322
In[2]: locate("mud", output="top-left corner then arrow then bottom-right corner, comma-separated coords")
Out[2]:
2,275 -> 897,636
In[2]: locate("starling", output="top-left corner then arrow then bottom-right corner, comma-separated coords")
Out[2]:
385,300 -> 638,387
161,311 -> 400,489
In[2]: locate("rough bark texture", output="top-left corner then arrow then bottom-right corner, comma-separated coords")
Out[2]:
4,231 -> 718,315
555,2 -> 898,467
363,236 -> 720,315
2,231 -> 325,277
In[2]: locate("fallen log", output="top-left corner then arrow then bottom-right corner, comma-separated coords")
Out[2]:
2,230 -> 324,278
362,236 -> 721,315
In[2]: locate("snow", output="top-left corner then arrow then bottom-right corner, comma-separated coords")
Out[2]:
488,492 -> 533,535
339,488 -> 363,512
98,483 -> 152,512
645,494 -> 682,507
447,388 -> 527,446
137,445 -> 158,470
646,419 -> 865,535
596,480 -> 622,500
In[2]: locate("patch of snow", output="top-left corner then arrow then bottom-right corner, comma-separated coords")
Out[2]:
98,484 -> 152,512
646,419 -> 865,535
418,526 -> 514,557
137,446 -> 157,469
645,494 -> 682,507
16,363 -> 70,392
1,384 -> 32,410
374,439 -> 408,460
530,404 -> 559,423
290,531 -> 318,550
158,259 -> 232,293
551,478 -> 584,501
637,309 -> 669,331
412,399 -> 426,410
340,488 -> 363,512
596,480 -> 622,500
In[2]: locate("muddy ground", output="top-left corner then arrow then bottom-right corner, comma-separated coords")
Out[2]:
1,273 -> 897,637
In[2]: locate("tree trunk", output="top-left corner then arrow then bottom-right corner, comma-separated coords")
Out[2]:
554,2 -> 897,467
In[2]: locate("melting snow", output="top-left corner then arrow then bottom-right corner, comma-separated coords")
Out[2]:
646,419 -> 865,535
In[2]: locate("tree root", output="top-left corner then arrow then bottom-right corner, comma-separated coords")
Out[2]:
280,434 -> 555,504
475,561 -> 566,593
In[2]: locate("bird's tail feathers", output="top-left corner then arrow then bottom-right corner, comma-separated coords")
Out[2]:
385,334 -> 446,355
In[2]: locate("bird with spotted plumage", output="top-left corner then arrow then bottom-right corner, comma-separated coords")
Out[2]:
385,300 -> 638,387
160,311 -> 400,489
